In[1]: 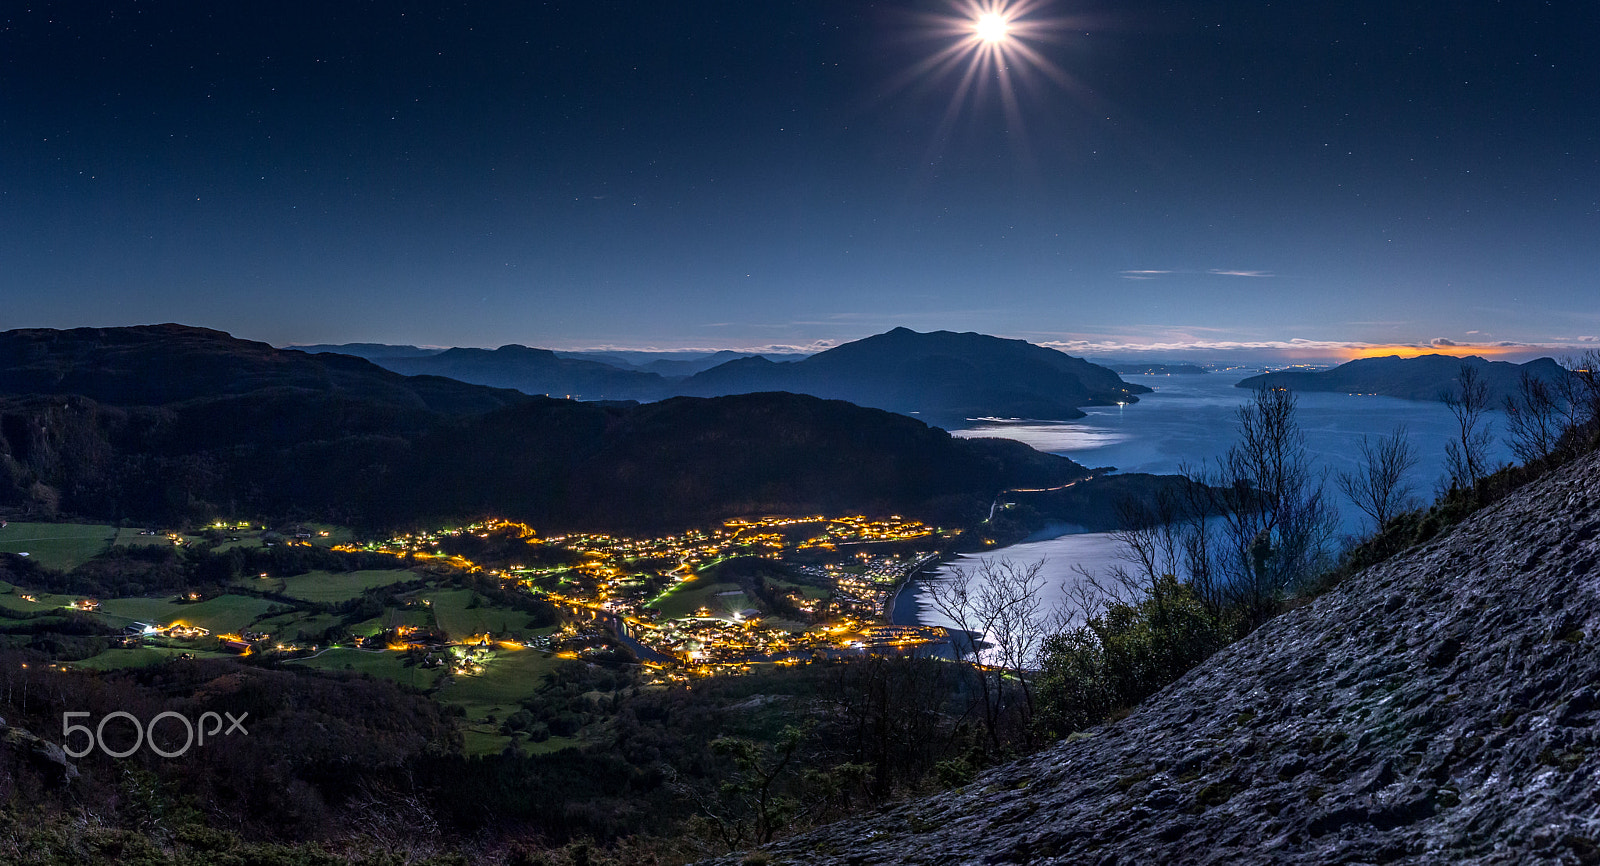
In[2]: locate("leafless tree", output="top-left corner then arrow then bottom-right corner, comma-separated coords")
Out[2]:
1080,390 -> 1333,625
1211,386 -> 1338,620
1503,370 -> 1568,463
928,557 -> 1049,750
1442,363 -> 1496,489
1559,350 -> 1600,451
1104,477 -> 1225,618
1336,425 -> 1419,532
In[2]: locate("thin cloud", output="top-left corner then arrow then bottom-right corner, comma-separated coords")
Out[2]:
563,341 -> 831,354
1034,337 -> 1598,359
1119,268 -> 1274,279
1039,338 -> 1373,354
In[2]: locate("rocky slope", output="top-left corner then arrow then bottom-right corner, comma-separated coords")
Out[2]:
710,452 -> 1600,864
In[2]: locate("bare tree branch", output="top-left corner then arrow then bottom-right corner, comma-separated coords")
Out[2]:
1336,425 -> 1419,532
1442,363 -> 1495,489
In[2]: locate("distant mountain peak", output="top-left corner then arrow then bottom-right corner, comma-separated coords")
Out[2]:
679,327 -> 1149,424
1239,353 -> 1573,402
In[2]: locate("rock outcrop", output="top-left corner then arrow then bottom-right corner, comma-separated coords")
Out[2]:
711,452 -> 1600,864
0,717 -> 79,784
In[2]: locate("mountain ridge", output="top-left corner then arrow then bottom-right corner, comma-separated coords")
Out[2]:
305,327 -> 1149,425
1238,354 -> 1572,403
0,325 -> 1088,532
677,327 -> 1150,424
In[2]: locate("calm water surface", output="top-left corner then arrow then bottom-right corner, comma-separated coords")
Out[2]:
894,373 -> 1514,630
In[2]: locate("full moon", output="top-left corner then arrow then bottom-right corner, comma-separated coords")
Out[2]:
974,12 -> 1011,43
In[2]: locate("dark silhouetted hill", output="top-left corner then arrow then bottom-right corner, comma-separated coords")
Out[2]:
407,391 -> 1087,533
377,344 -> 665,401
680,328 -> 1149,424
0,325 -> 528,415
1238,354 -> 1572,402
291,342 -> 446,360
305,329 -> 1148,427
556,349 -> 810,376
0,326 -> 1086,532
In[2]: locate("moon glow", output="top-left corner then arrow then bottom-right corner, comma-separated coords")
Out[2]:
974,12 -> 1012,43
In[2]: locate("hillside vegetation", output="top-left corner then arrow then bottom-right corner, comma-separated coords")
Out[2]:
0,325 -> 1087,533
706,447 -> 1600,865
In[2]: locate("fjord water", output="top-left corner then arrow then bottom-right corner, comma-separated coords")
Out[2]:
895,372 -> 1516,630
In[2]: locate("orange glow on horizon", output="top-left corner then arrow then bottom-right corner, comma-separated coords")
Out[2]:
1342,344 -> 1524,361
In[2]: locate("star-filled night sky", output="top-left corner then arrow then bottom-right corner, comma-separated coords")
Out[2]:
3,1 -> 1596,357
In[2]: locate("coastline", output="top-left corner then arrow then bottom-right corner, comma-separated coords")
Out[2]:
888,521 -> 1091,627
887,551 -> 944,627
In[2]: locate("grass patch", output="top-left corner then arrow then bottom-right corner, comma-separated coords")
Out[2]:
648,577 -> 746,620
286,647 -> 443,688
211,536 -> 265,552
346,607 -> 434,637
423,588 -> 538,639
254,610 -> 344,642
73,647 -> 231,670
303,524 -> 356,547
97,594 -> 283,634
274,569 -> 418,603
437,642 -> 567,755
0,583 -> 79,613
765,577 -> 830,600
460,726 -> 579,757
436,641 -> 561,707
0,523 -> 116,571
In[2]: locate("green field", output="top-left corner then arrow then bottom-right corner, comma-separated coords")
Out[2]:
0,583 -> 79,613
302,524 -> 356,547
648,577 -> 747,620
254,610 -> 344,642
0,522 -> 116,571
346,607 -> 434,637
287,647 -> 443,689
435,641 -> 571,755
97,594 -> 283,634
113,527 -> 176,547
274,569 -> 418,603
73,646 -> 232,670
423,588 -> 540,639
769,577 -> 831,600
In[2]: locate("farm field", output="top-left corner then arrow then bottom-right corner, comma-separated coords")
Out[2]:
73,646 -> 232,670
272,569 -> 419,603
0,522 -> 116,571
97,594 -> 282,634
434,639 -> 570,755
254,610 -> 344,642
422,588 -> 542,639
0,583 -> 79,613
769,577 -> 830,599
648,576 -> 746,620
286,647 -> 443,690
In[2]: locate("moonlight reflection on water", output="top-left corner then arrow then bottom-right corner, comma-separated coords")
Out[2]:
903,373 -> 1515,630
